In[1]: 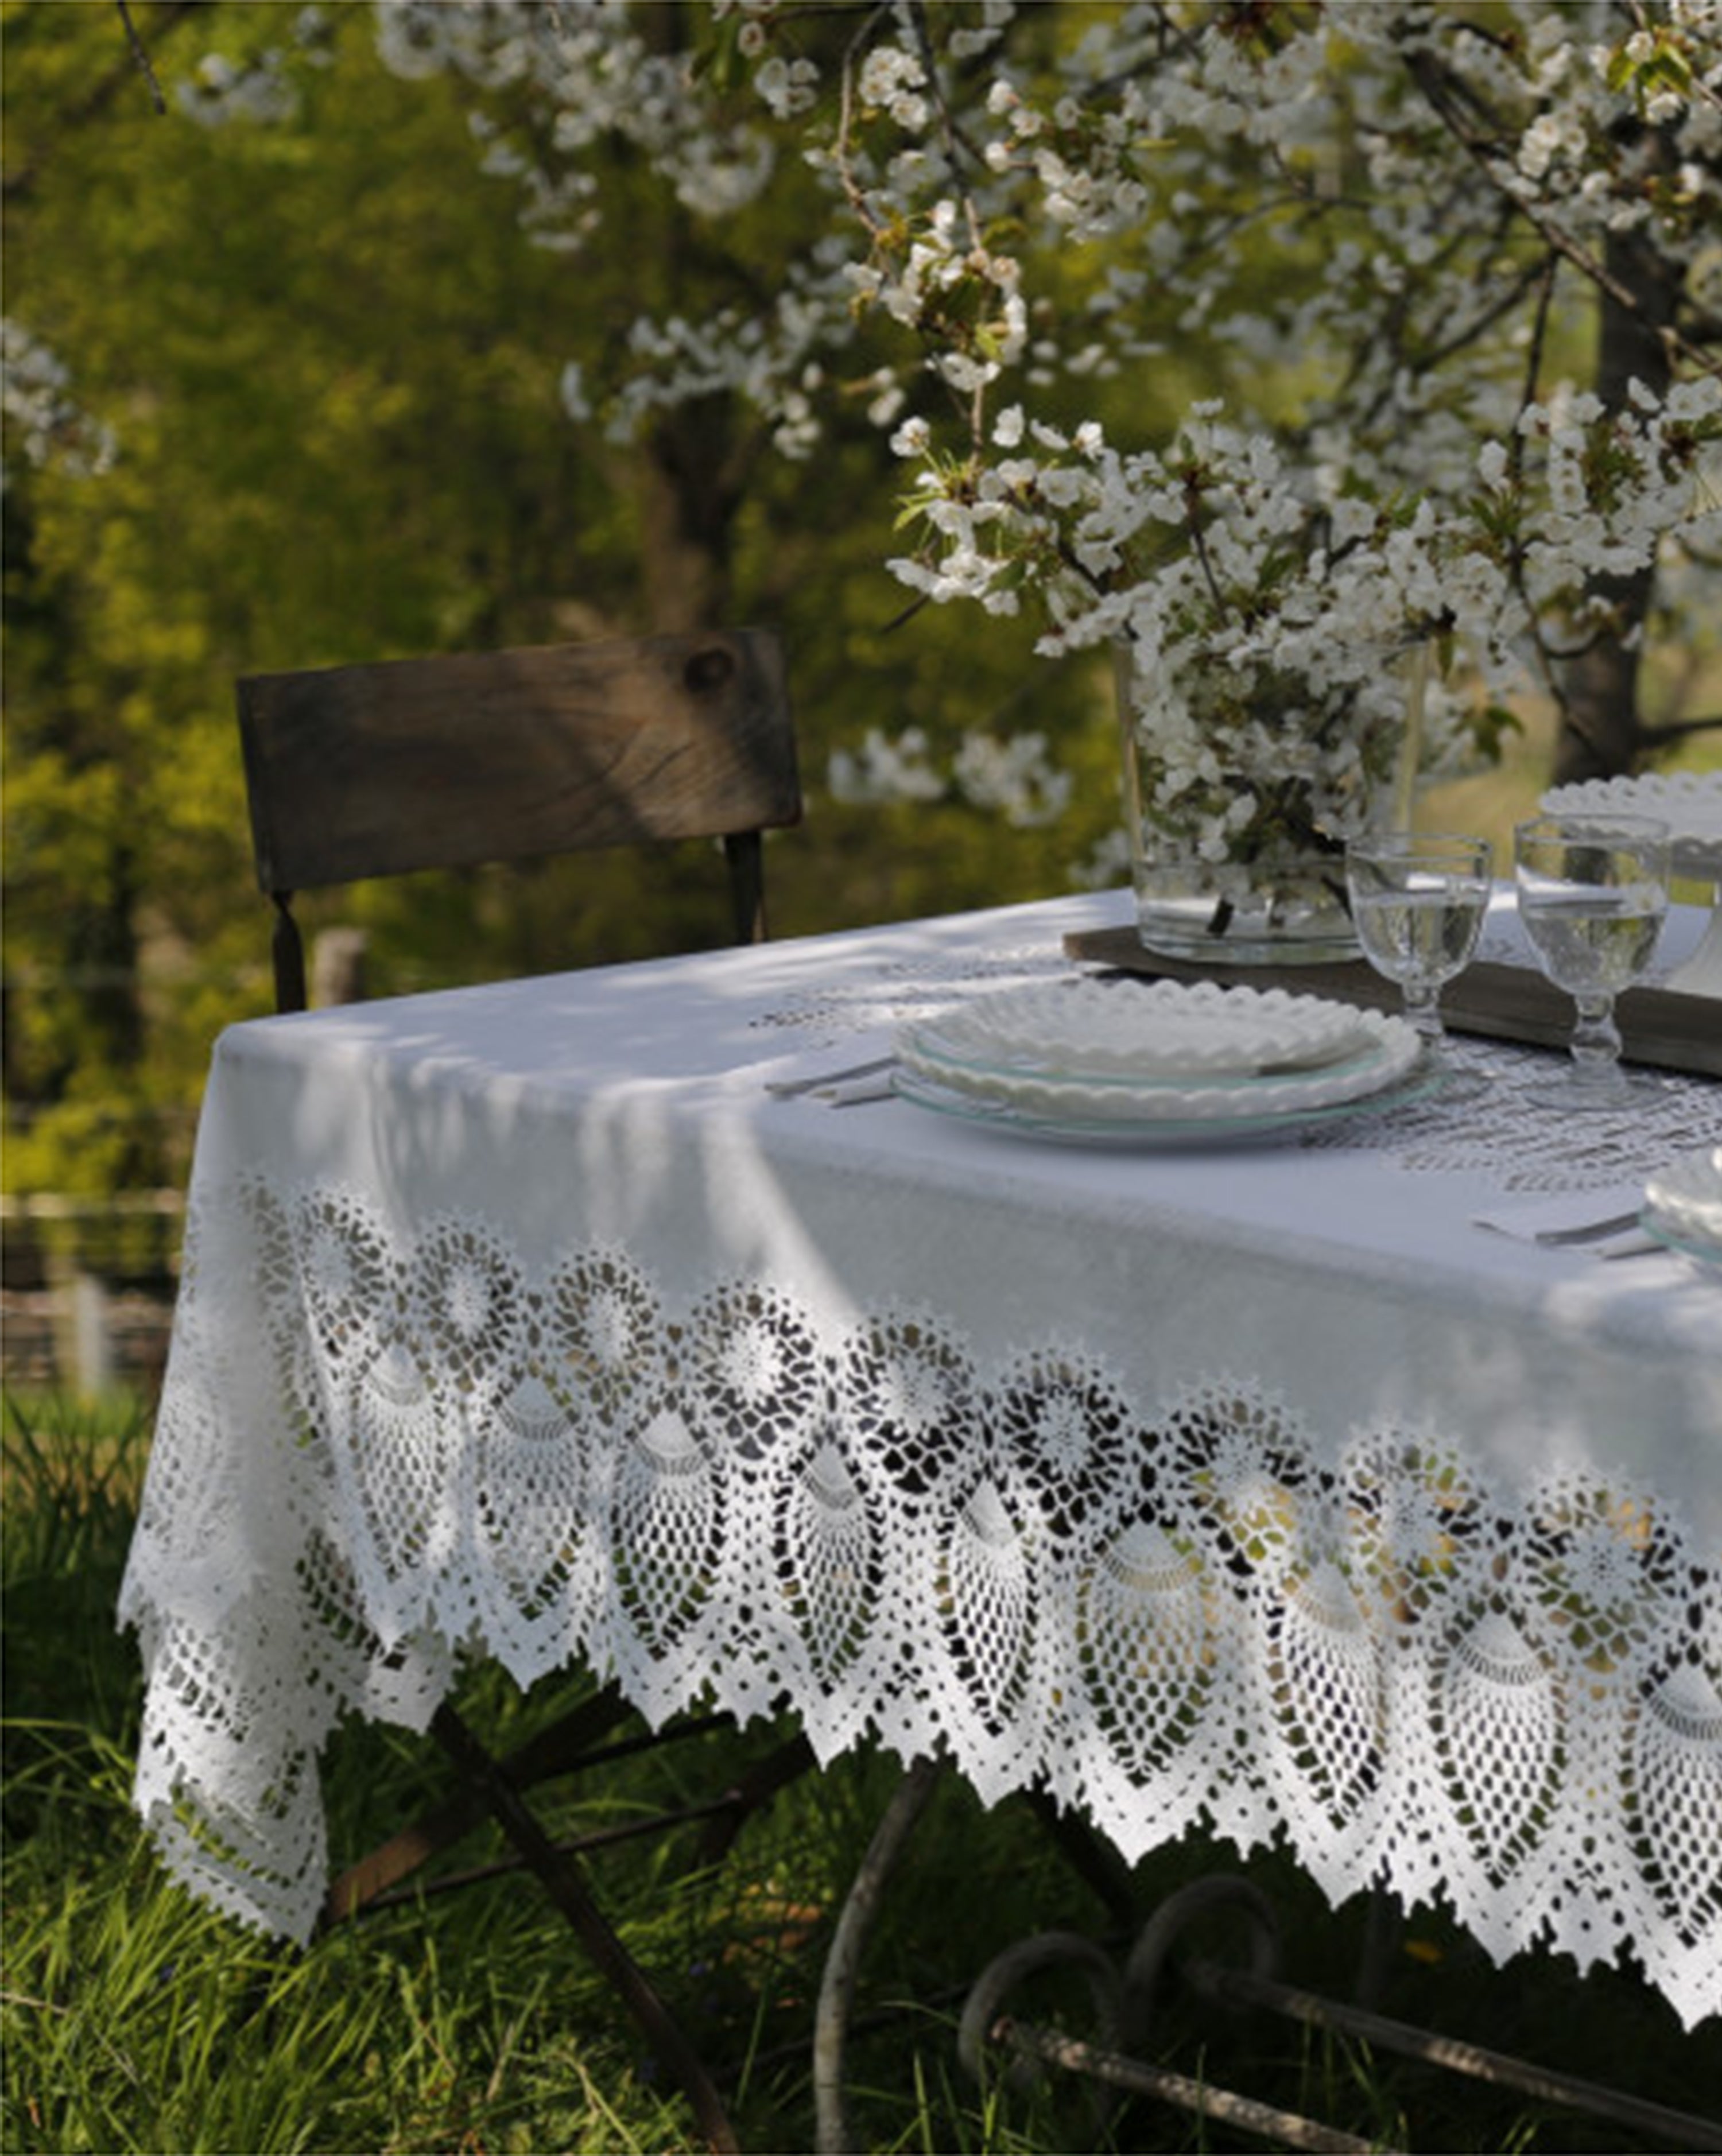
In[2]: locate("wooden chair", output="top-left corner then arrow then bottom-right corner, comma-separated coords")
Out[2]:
237,625 -> 802,1013
235,626 -> 807,2153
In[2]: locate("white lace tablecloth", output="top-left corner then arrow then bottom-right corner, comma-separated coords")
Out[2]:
119,891 -> 1722,2030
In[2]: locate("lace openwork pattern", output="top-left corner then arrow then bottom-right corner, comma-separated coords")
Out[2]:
747,944 -> 1721,1192
1302,1035 -> 1721,1188
119,1174 -> 1721,2029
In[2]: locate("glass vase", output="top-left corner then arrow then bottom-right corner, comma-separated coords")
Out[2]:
1114,642 -> 1416,968
1122,839 -> 1362,964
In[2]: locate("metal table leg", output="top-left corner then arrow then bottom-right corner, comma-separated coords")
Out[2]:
813,1753 -> 943,2156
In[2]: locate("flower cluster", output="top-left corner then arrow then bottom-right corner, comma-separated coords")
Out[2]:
989,409 -> 1484,867
828,725 -> 1070,829
152,2 -> 1722,822
0,319 -> 118,486
885,363 -> 1721,860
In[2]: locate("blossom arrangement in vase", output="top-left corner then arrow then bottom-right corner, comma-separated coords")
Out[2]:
889,369 -> 1720,956
1111,631 -> 1414,964
887,400 -> 1510,961
1086,417 -> 1482,963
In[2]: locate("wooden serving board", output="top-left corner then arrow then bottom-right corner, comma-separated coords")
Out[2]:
1062,925 -> 1722,1080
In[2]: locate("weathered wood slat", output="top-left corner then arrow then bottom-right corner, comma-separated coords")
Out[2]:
238,628 -> 800,894
1063,924 -> 1722,1079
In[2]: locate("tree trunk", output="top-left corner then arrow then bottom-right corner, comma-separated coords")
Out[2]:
1552,223 -> 1680,783
626,1 -> 744,637
637,403 -> 744,633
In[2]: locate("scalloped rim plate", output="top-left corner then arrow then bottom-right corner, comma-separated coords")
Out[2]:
897,976 -> 1376,1087
898,982 -> 1421,1122
1541,774 -> 1722,881
891,1058 -> 1441,1147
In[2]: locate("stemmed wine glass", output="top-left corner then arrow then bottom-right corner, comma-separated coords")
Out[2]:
1513,812 -> 1670,1109
1345,832 -> 1494,1096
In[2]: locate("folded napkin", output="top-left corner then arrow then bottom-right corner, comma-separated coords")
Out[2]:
809,1067 -> 898,1106
760,1031 -> 897,1106
1472,1184 -> 1657,1259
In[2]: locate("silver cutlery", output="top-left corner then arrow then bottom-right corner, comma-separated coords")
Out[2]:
817,1069 -> 899,1106
764,1054 -> 897,1099
1531,1211 -> 1645,1247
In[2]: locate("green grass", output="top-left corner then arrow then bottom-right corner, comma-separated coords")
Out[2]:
4,1387 -> 1719,2154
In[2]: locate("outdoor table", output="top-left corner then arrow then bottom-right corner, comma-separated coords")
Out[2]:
119,888 -> 1722,2041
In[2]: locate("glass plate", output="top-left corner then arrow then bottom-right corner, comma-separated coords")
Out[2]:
898,1026 -> 1421,1123
890,1058 -> 1442,1148
1636,1213 -> 1722,1277
897,976 -> 1376,1085
901,1019 -> 1390,1095
897,983 -> 1418,1122
1541,773 -> 1722,881
1640,1145 -> 1722,1267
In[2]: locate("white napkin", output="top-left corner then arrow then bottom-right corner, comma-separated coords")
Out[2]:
760,1030 -> 898,1106
812,1068 -> 899,1106
1472,1184 -> 1657,1259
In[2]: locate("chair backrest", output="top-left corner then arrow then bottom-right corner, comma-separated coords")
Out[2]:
236,627 -> 801,1012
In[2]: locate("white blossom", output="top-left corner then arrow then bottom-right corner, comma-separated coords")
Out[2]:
178,45 -> 301,125
953,731 -> 1071,824
558,362 -> 592,422
826,727 -> 944,806
858,44 -> 928,130
161,0 -> 1722,858
756,56 -> 818,121
1,320 -> 117,485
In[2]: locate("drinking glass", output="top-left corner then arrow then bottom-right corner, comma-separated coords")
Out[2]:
1345,832 -> 1494,1095
1513,812 -> 1670,1108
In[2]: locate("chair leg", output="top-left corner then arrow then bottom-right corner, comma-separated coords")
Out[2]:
1021,1789 -> 1140,1936
317,1688 -> 812,2145
430,1701 -> 740,2155
320,1686 -> 804,1925
320,1682 -> 643,1922
723,831 -> 767,943
269,890 -> 307,1014
692,1730 -> 819,1870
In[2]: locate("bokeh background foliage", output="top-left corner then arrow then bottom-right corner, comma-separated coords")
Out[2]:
5,0 -> 1717,1227
1,0 -> 1127,1209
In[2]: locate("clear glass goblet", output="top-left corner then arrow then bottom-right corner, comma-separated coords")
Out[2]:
1512,812 -> 1671,1110
1345,832 -> 1494,1096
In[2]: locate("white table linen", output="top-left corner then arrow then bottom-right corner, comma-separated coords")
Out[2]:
121,890 -> 1722,2029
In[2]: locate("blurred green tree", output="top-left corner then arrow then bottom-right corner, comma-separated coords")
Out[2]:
2,0 -> 1122,1207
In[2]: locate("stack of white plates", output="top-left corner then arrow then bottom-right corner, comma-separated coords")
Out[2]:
892,976 -> 1429,1145
1541,772 -> 1722,999
1641,1146 -> 1722,1272
1542,771 -> 1722,881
